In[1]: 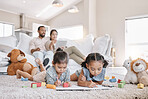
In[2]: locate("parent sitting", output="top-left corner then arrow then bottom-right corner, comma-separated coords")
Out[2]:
29,26 -> 54,69
45,29 -> 85,65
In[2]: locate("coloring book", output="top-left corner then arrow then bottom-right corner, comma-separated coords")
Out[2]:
56,85 -> 110,91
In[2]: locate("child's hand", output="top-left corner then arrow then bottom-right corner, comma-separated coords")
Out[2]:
81,75 -> 86,81
55,77 -> 61,86
66,82 -> 71,87
88,80 -> 97,88
55,80 -> 61,86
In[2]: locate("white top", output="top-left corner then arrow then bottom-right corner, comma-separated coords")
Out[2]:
29,37 -> 50,52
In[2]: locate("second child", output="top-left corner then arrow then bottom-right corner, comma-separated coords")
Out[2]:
45,51 -> 70,87
70,53 -> 108,88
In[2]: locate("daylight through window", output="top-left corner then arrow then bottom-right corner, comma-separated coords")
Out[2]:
125,17 -> 148,60
0,22 -> 14,37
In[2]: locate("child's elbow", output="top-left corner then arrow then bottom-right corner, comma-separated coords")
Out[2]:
98,80 -> 103,85
77,81 -> 85,86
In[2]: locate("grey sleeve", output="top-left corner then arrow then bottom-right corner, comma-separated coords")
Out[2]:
64,69 -> 70,82
45,72 -> 55,85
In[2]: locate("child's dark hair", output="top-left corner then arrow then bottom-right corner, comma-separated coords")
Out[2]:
50,29 -> 58,40
81,53 -> 108,68
56,47 -> 63,52
53,51 -> 69,64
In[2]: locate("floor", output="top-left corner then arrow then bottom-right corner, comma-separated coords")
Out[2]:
1,67 -> 148,99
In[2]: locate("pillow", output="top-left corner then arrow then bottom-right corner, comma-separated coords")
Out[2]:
17,33 -> 32,54
0,44 -> 16,53
0,51 -> 10,67
66,34 -> 94,56
0,36 -> 17,47
68,59 -> 82,75
105,38 -> 112,56
25,53 -> 37,67
92,34 -> 110,55
0,62 -> 9,67
0,51 -> 8,59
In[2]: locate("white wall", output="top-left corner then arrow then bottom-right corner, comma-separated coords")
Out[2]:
83,0 -> 97,37
0,10 -> 20,29
0,10 -> 47,30
96,0 -> 148,66
48,0 -> 97,37
48,1 -> 85,34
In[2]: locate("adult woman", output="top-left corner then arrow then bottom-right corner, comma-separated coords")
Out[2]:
45,29 -> 85,65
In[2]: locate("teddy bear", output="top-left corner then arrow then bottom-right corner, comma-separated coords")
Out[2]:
123,58 -> 138,84
131,58 -> 148,86
7,49 -> 37,76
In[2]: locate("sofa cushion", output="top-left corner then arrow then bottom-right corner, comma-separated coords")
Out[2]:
0,36 -> 17,47
105,38 -> 112,56
0,44 -> 16,53
92,34 -> 110,55
64,34 -> 94,56
17,33 -> 32,54
25,53 -> 37,67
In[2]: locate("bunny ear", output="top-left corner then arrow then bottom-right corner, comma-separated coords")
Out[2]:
19,50 -> 25,57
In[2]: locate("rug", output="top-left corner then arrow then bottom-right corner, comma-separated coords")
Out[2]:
0,75 -> 148,99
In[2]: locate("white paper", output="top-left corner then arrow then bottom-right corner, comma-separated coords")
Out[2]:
56,85 -> 110,91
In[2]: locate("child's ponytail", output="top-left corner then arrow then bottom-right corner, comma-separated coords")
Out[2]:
103,60 -> 108,68
100,55 -> 108,68
81,53 -> 108,68
81,61 -> 87,68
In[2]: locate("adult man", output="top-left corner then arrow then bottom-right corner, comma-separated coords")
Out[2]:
29,26 -> 53,69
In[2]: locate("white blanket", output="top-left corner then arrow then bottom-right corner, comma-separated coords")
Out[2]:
0,51 -> 9,67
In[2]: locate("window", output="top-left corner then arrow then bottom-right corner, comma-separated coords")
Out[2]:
0,22 -> 14,37
32,23 -> 50,37
125,17 -> 148,60
57,25 -> 83,40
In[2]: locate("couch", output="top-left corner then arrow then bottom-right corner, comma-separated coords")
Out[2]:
0,33 -> 113,74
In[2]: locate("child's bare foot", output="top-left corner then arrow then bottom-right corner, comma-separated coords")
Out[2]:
16,70 -> 21,79
35,58 -> 42,65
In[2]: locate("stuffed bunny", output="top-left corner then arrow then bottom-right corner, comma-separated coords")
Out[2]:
123,58 -> 138,84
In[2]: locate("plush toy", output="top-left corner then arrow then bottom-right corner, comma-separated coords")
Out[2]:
7,49 -> 37,75
123,58 -> 138,84
131,58 -> 148,86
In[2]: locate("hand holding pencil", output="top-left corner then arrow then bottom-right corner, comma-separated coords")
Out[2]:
54,77 -> 61,86
88,80 -> 97,88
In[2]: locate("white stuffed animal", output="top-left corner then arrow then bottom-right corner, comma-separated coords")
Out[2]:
123,58 -> 138,84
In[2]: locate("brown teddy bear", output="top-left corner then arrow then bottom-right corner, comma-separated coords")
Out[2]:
131,58 -> 148,86
7,49 -> 37,76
